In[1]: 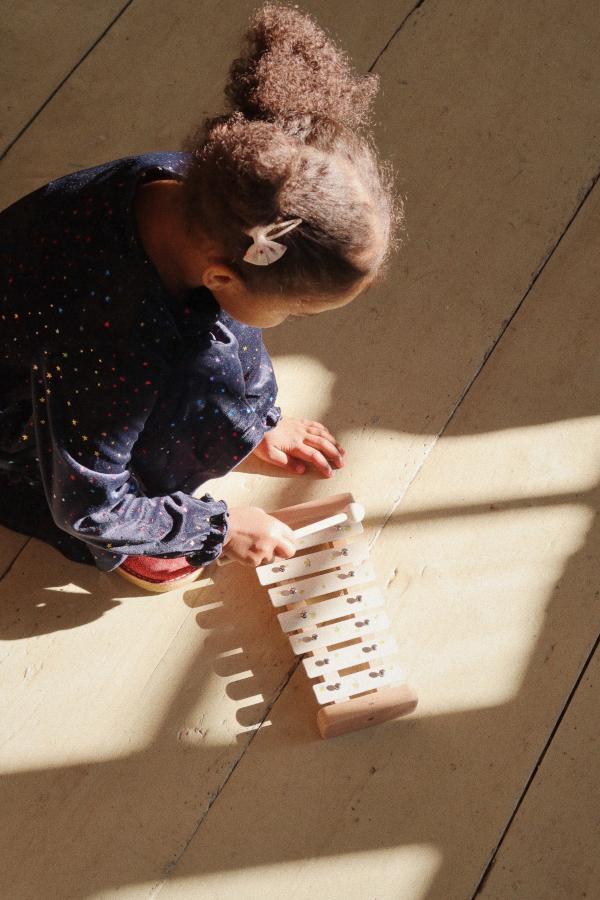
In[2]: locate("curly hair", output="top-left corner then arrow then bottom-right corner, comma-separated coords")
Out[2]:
181,2 -> 404,300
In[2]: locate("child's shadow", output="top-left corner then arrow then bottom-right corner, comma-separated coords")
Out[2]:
0,548 -> 144,639
0,510 -> 293,738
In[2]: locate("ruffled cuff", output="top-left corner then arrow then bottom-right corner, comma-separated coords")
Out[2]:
264,405 -> 282,429
186,496 -> 229,567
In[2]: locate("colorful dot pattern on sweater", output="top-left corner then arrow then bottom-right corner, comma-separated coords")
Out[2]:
0,152 -> 281,571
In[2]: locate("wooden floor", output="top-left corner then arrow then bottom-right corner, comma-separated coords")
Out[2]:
1,2 -> 599,897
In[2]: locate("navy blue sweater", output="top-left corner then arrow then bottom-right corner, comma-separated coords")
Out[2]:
0,152 -> 280,570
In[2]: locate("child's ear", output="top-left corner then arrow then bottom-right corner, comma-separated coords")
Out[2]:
202,264 -> 239,293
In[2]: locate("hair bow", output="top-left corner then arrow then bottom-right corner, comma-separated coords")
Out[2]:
242,218 -> 302,266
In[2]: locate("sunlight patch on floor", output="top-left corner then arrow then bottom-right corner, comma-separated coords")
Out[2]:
148,843 -> 443,900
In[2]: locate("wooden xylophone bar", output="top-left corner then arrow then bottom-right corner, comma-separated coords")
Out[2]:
259,493 -> 418,739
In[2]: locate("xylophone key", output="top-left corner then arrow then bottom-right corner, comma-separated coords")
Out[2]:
277,585 -> 384,633
257,538 -> 369,586
290,519 -> 363,553
268,557 -> 376,607
313,659 -> 406,705
287,608 -> 391,654
302,632 -> 399,678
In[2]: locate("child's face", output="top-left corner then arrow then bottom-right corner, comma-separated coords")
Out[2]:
213,276 -> 372,328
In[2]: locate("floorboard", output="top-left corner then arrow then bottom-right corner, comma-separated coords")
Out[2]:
1,1 -> 599,898
150,116 -> 600,900
1,1 -> 126,157
477,640 -> 600,899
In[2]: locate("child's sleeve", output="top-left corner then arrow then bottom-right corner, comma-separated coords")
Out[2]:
30,344 -> 228,571
241,335 -> 282,430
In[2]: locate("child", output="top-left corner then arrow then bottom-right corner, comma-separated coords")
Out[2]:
0,3 -> 401,591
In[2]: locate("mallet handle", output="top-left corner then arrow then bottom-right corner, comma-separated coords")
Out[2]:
216,503 -> 363,567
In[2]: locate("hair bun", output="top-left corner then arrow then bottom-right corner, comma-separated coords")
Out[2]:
225,3 -> 379,133
180,3 -> 402,302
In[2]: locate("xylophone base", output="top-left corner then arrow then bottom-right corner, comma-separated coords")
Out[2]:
317,683 -> 418,739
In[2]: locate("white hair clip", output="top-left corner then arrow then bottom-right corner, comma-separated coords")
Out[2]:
242,218 -> 302,266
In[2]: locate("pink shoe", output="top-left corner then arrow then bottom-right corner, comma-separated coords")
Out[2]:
116,554 -> 206,592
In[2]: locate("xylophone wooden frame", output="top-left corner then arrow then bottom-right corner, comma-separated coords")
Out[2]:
257,492 -> 418,739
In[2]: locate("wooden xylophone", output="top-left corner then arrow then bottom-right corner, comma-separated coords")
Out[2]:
255,493 -> 418,739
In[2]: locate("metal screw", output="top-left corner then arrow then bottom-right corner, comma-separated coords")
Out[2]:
369,669 -> 386,678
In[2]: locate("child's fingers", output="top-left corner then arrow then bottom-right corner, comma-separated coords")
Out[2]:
271,519 -> 297,558
273,534 -> 297,559
303,435 -> 345,468
266,445 -> 306,475
305,424 -> 346,455
305,422 -> 334,439
289,445 -> 334,478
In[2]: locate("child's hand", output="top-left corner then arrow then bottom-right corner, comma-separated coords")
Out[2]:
224,506 -> 296,567
252,417 -> 346,477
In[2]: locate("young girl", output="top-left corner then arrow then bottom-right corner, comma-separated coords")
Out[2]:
0,3 -> 400,591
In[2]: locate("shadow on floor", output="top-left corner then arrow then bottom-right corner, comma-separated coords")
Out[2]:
0,470 -> 598,898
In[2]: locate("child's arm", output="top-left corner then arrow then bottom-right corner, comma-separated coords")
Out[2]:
31,344 -> 229,569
